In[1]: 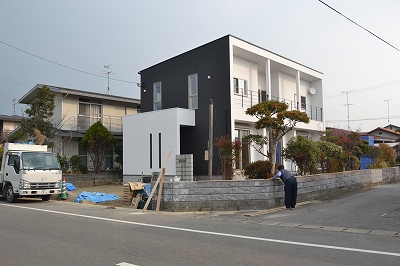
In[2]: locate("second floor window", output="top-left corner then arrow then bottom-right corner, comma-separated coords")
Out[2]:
154,82 -> 162,111
79,98 -> 102,118
233,78 -> 247,96
188,74 -> 198,109
78,98 -> 102,131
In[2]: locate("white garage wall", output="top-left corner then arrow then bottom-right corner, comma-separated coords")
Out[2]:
123,108 -> 195,181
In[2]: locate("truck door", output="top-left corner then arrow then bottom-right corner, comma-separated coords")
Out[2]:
5,154 -> 21,184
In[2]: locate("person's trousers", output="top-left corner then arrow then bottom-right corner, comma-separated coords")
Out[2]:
284,178 -> 297,208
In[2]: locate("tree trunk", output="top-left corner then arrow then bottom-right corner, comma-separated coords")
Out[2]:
269,130 -> 278,175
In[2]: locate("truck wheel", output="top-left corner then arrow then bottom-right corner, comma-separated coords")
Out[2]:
41,195 -> 52,201
5,185 -> 18,203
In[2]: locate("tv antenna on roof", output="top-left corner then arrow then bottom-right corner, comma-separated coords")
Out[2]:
12,98 -> 17,116
102,64 -> 116,95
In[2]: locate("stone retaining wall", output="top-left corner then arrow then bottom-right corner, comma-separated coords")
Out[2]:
63,172 -> 122,188
153,167 -> 400,212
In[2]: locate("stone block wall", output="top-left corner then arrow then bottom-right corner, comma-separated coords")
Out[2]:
63,172 -> 122,188
152,167 -> 400,212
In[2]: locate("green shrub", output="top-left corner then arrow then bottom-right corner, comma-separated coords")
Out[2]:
78,164 -> 89,174
244,160 -> 272,179
57,155 -> 68,172
69,155 -> 82,173
112,165 -> 122,173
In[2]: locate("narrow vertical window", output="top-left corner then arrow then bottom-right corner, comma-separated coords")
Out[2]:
258,90 -> 267,103
153,82 -> 162,111
233,78 -> 247,95
301,96 -> 306,110
188,74 -> 198,109
158,133 -> 162,168
150,134 -> 153,168
233,78 -> 239,93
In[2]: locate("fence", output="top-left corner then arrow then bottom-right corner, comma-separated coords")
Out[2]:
233,90 -> 323,122
151,167 -> 400,212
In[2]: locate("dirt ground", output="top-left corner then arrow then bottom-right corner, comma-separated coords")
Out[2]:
62,184 -> 131,209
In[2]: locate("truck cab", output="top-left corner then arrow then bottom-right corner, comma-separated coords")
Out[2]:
0,143 -> 62,203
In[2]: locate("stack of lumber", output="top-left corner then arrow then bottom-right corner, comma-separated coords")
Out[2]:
123,182 -> 144,205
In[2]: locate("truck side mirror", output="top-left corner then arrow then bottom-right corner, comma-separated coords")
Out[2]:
13,160 -> 20,174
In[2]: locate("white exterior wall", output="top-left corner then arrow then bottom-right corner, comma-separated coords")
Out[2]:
229,35 -> 325,167
232,56 -> 259,123
123,108 -> 195,179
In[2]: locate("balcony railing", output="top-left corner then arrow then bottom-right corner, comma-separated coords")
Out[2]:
233,89 -> 323,122
77,114 -> 123,133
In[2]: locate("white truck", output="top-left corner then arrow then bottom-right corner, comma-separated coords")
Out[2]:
0,142 -> 62,203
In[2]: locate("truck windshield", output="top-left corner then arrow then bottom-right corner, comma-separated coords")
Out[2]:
21,152 -> 61,170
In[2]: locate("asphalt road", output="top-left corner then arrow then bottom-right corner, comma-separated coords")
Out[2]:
0,182 -> 399,266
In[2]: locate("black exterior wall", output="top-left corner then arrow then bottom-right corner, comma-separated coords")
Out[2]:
139,35 -> 232,176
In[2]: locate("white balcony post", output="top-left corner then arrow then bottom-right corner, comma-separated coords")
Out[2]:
296,71 -> 301,110
265,59 -> 271,100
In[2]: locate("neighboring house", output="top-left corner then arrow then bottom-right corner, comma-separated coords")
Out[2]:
363,127 -> 400,144
0,114 -> 22,145
123,35 -> 324,182
362,126 -> 400,159
384,124 -> 400,132
19,84 -> 140,170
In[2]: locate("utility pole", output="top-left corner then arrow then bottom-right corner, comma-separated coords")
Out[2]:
384,99 -> 391,124
208,99 -> 214,180
341,90 -> 354,130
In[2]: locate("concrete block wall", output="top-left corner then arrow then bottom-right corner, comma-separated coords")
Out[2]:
63,172 -> 122,188
175,154 -> 193,181
152,167 -> 400,212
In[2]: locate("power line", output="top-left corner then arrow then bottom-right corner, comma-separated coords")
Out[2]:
0,40 -> 138,84
326,115 -> 400,123
318,0 -> 400,52
0,74 -> 30,89
325,78 -> 400,99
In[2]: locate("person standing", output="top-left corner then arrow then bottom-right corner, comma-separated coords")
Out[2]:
272,165 -> 297,209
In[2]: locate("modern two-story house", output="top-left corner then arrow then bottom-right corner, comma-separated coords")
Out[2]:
19,84 -> 140,170
123,35 -> 324,181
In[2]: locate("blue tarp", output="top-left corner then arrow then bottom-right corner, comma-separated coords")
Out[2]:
66,183 -> 77,191
75,191 -> 120,203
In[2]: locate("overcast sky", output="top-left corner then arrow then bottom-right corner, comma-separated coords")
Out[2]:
1,0 -> 399,132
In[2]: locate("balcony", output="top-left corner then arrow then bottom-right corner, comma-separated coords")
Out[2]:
77,114 -> 123,133
233,89 -> 323,122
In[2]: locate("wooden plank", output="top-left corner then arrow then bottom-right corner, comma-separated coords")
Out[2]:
142,151 -> 173,212
156,168 -> 166,211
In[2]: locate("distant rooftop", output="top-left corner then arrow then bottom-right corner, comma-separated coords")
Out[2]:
19,84 -> 141,105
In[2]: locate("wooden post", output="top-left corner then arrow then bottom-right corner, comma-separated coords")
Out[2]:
142,151 -> 172,212
155,168 -> 166,211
